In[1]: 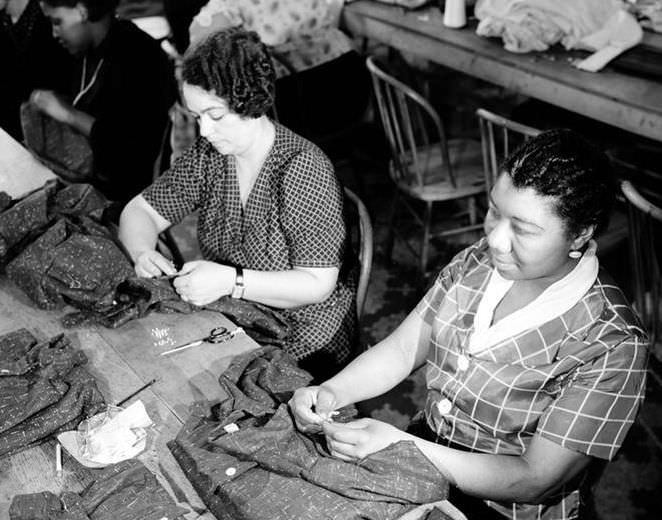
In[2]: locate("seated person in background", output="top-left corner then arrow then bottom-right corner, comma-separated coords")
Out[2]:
118,28 -> 357,381
0,0 -> 72,140
290,129 -> 649,519
27,0 -> 177,211
188,0 -> 370,143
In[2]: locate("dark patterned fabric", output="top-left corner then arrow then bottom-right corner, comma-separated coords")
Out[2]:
0,329 -> 105,458
6,217 -> 133,310
143,122 -> 356,365
62,277 -> 291,346
415,238 -> 649,520
168,346 -> 449,520
21,102 -> 94,182
8,459 -> 187,520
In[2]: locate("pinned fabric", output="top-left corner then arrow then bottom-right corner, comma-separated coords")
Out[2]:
0,329 -> 105,458
169,346 -> 449,520
8,459 -> 187,520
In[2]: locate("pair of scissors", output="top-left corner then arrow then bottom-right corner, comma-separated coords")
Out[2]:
160,326 -> 229,356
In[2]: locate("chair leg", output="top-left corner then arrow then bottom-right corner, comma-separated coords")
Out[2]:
420,202 -> 432,276
385,188 -> 399,263
468,196 -> 478,226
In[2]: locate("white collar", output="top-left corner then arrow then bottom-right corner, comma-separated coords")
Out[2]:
469,240 -> 599,354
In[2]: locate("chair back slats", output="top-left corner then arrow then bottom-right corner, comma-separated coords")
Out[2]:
476,108 -> 541,192
621,180 -> 662,346
366,56 -> 456,190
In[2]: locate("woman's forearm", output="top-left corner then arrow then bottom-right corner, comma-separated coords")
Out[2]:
240,266 -> 337,309
408,434 -> 591,504
321,311 -> 430,407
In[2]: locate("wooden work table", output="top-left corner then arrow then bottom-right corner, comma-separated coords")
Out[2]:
0,277 -> 258,519
343,0 -> 662,142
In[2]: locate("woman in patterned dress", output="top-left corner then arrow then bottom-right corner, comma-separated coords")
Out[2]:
118,28 -> 356,380
290,129 -> 649,519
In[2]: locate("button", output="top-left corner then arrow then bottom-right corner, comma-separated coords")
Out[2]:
457,355 -> 469,371
223,423 -> 239,433
225,467 -> 237,477
437,398 -> 452,415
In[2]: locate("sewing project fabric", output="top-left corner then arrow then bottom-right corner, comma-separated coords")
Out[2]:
169,346 -> 449,520
8,459 -> 187,520
0,329 -> 105,458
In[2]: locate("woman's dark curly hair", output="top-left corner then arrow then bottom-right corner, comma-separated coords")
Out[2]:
182,28 -> 275,118
501,129 -> 617,238
41,0 -> 118,22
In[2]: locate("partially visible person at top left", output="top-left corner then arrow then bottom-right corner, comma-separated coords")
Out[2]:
0,0 -> 72,140
118,28 -> 357,382
29,0 -> 177,208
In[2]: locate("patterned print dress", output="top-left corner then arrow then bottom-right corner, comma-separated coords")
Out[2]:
143,122 -> 356,366
416,238 -> 649,520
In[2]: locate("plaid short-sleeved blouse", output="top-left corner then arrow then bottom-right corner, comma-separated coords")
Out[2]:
143,122 -> 356,365
415,238 -> 649,520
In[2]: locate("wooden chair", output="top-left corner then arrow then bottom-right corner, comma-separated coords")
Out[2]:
476,108 -> 541,193
366,55 -> 485,276
344,186 -> 373,321
620,180 -> 662,349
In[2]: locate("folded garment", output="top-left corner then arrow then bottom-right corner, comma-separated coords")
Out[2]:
0,182 -> 110,266
0,329 -> 105,458
169,346 -> 449,520
6,216 -> 134,310
8,459 -> 187,520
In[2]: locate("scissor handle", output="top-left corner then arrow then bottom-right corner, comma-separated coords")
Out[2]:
207,326 -> 229,342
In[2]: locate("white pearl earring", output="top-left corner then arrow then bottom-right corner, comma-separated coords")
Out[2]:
568,250 -> 582,259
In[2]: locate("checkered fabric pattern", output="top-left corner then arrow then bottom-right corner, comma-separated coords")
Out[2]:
143,122 -> 355,364
415,238 -> 649,520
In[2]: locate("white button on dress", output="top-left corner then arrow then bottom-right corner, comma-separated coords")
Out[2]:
457,355 -> 469,371
437,398 -> 452,415
225,467 -> 237,477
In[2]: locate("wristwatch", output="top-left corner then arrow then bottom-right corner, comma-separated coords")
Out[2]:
231,266 -> 245,299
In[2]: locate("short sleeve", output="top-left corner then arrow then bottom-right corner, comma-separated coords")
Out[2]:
189,0 -> 242,46
142,137 -> 211,224
537,327 -> 648,460
280,149 -> 344,268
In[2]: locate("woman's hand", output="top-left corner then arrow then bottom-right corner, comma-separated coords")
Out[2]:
30,90 -> 73,124
134,250 -> 178,278
172,260 -> 235,305
289,385 -> 339,433
322,418 -> 408,461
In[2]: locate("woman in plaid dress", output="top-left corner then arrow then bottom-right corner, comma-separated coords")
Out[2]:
291,130 -> 649,519
119,28 -> 356,380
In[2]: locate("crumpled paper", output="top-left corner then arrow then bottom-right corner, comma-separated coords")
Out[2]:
58,401 -> 153,467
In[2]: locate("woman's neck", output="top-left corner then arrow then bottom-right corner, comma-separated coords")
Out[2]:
234,117 -> 275,169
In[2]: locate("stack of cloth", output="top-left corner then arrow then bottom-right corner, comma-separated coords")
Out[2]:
0,182 -> 290,345
8,459 -> 187,520
169,346 -> 450,520
0,328 -> 105,458
475,0 -> 635,52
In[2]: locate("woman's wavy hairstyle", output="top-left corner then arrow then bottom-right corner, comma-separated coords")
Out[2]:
40,0 -> 118,22
501,128 -> 617,238
182,28 -> 275,119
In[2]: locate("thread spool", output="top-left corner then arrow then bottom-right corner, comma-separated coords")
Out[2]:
443,0 -> 467,28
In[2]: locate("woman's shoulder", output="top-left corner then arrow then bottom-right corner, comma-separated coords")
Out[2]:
578,269 -> 648,344
272,122 -> 333,173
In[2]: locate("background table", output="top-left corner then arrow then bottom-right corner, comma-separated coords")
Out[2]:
0,277 -> 258,519
343,1 -> 662,143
